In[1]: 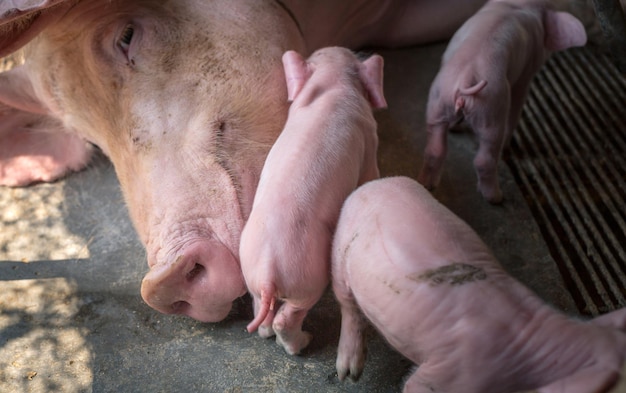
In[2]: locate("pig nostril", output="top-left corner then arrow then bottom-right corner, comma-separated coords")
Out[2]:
186,263 -> 205,282
171,300 -> 190,314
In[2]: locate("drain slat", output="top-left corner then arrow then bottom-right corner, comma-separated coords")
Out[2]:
545,57 -> 626,266
506,46 -> 626,316
573,49 -> 626,103
538,63 -> 626,279
548,53 -> 626,192
519,102 -> 620,312
510,123 -> 600,315
565,50 -> 626,128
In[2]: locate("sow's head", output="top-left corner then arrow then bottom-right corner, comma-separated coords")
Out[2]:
0,0 -> 306,321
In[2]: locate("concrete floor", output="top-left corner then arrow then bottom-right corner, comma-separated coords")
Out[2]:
0,43 -> 622,392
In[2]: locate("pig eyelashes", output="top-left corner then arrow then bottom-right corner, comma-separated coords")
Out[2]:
117,24 -> 136,65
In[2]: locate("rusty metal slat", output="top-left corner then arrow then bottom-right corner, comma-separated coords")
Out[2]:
545,57 -> 626,248
590,0 -> 626,72
569,48 -> 626,103
545,55 -> 626,162
567,50 -> 626,113
507,47 -> 626,315
510,130 -> 600,316
523,94 -> 625,308
537,63 -> 626,277
516,102 -> 619,311
563,50 -> 626,155
538,58 -> 626,235
556,53 -> 626,184
525,84 -> 626,302
547,54 -> 626,249
510,123 -> 600,315
558,50 -> 626,153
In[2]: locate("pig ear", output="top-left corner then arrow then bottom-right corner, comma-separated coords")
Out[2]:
282,50 -> 310,101
0,65 -> 93,186
0,0 -> 71,57
359,54 -> 388,110
0,64 -> 48,114
543,10 -> 588,52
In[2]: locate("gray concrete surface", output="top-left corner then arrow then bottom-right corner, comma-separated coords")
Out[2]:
0,43 -> 617,393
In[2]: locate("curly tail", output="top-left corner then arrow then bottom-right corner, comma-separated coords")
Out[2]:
455,80 -> 488,113
246,284 -> 276,333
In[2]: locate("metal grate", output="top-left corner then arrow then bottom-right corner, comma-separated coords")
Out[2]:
506,46 -> 626,317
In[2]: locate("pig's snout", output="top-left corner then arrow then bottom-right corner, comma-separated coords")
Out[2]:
140,241 -> 246,322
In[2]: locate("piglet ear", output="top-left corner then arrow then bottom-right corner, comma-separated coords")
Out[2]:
0,0 -> 72,57
544,10 -> 588,52
359,54 -> 387,110
0,65 -> 93,186
282,50 -> 310,102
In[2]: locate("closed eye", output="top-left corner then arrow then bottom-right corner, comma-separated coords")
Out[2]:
118,24 -> 135,55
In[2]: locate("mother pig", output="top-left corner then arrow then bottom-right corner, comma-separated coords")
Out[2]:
0,0 -> 488,321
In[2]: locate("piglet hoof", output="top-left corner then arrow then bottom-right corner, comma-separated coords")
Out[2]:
275,329 -> 313,356
336,350 -> 366,382
271,305 -> 312,355
417,167 -> 440,192
474,163 -> 503,204
484,192 -> 503,205
258,324 -> 275,339
478,183 -> 503,205
336,328 -> 367,381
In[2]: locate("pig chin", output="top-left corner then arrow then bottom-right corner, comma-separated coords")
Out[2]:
140,237 -> 247,322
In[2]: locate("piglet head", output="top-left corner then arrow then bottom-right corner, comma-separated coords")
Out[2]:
283,47 -> 387,109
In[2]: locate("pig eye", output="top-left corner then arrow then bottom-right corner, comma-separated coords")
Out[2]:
118,25 -> 135,56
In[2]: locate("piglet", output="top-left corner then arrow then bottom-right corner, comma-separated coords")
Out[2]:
332,176 -> 626,392
239,47 -> 386,355
418,0 -> 587,203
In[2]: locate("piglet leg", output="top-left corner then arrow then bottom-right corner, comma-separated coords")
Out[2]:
469,89 -> 510,204
402,372 -> 437,393
273,303 -> 312,355
472,125 -> 506,204
418,122 -> 449,190
504,81 -> 532,150
335,297 -> 368,381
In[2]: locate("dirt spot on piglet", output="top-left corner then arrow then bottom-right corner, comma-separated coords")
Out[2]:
408,263 -> 487,286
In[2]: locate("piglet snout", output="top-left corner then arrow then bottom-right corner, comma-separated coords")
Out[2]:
141,241 -> 246,322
